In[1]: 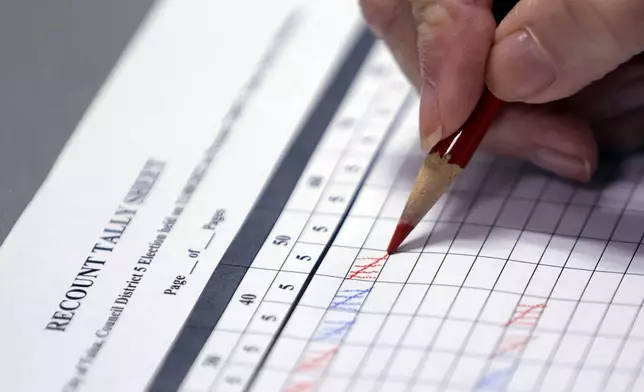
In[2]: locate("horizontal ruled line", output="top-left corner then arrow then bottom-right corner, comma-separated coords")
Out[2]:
249,243 -> 644,276
214,303 -> 644,342
244,263 -> 644,298
225,350 -> 641,377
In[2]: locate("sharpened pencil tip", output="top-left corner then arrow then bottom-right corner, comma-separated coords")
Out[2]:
387,222 -> 414,254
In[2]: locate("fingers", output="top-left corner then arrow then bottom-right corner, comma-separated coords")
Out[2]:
480,104 -> 597,181
360,0 -> 421,88
360,0 -> 497,152
487,0 -> 644,103
568,54 -> 644,122
411,0 -> 496,150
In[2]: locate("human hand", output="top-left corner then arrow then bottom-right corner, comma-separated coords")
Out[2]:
360,0 -> 644,181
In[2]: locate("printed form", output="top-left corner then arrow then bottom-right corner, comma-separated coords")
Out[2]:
2,1 -> 644,392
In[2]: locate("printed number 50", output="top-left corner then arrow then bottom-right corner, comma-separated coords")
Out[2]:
272,235 -> 290,246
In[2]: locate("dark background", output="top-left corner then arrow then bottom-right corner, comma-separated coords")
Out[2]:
0,0 -> 155,243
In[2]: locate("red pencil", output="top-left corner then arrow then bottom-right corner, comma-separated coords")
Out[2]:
387,88 -> 506,254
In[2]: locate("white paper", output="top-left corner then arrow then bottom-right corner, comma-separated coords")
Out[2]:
179,31 -> 644,392
0,1 -> 365,391
3,0 -> 644,391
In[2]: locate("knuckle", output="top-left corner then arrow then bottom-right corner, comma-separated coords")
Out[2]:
411,0 -> 493,48
411,1 -> 452,72
359,0 -> 405,36
412,1 -> 452,39
411,0 -> 494,75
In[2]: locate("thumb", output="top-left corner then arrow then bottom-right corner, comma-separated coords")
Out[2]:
487,0 -> 644,103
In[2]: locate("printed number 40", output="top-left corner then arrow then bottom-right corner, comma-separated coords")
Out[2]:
239,293 -> 256,306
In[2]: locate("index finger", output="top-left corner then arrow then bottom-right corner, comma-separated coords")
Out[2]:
411,0 -> 496,150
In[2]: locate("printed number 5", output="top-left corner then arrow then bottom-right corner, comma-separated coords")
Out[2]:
279,284 -> 294,291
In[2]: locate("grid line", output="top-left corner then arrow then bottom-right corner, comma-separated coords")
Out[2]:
403,158 -> 528,391
472,175 -> 585,392
276,91 -> 414,390
209,60 -> 399,391
564,169 -> 643,391
439,159 -> 552,392
189,48 -> 644,392
526,173 -> 642,392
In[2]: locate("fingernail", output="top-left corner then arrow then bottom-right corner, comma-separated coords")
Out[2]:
421,126 -> 442,152
490,29 -> 556,100
419,81 -> 441,151
530,147 -> 592,181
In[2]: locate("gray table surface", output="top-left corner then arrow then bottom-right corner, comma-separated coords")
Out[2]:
0,0 -> 155,244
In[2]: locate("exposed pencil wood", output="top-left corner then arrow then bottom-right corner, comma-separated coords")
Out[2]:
386,88 -> 506,253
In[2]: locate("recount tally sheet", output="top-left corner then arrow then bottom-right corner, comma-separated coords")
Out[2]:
2,1 -> 644,392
